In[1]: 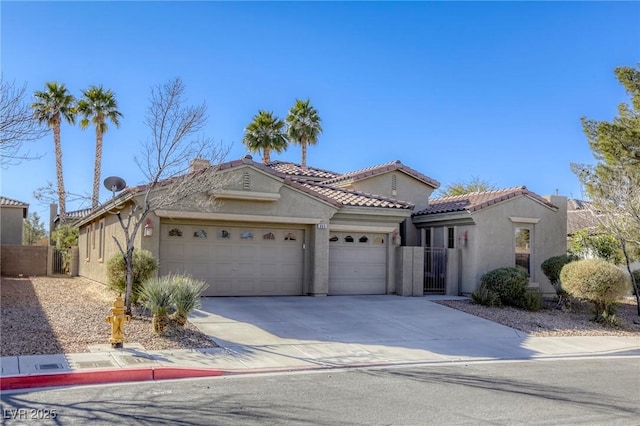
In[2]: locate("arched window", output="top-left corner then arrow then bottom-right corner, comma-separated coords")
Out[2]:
168,228 -> 182,237
263,232 -> 275,240
241,231 -> 253,240
344,235 -> 354,243
285,232 -> 297,241
329,235 -> 339,242
217,230 -> 230,239
359,236 -> 369,243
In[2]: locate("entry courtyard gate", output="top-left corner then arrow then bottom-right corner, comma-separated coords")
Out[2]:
424,247 -> 447,294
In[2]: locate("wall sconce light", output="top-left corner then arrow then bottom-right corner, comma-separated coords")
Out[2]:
143,219 -> 154,237
458,230 -> 468,247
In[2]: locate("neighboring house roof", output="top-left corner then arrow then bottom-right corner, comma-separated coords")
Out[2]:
0,196 -> 29,208
567,198 -> 601,235
265,161 -> 340,180
0,196 -> 29,218
413,186 -> 556,216
288,179 -> 414,210
322,160 -> 441,189
54,208 -> 93,224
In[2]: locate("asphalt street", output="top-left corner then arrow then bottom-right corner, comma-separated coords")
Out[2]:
2,357 -> 639,425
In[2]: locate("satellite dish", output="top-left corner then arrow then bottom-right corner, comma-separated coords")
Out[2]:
103,176 -> 126,193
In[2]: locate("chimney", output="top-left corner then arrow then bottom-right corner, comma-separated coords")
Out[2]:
189,158 -> 211,173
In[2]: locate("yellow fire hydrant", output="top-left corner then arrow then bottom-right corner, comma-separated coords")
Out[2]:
105,296 -> 131,348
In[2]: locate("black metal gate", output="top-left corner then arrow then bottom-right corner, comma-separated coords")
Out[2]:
52,249 -> 66,274
424,247 -> 447,294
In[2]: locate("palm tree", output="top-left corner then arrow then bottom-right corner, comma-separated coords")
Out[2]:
32,82 -> 76,221
286,99 -> 322,168
243,110 -> 287,163
77,86 -> 122,208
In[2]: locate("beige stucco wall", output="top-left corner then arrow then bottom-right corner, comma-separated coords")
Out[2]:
415,195 -> 567,296
1,207 -> 26,245
1,245 -> 48,276
460,196 -> 566,295
78,205 -> 144,284
342,172 -> 436,248
347,172 -> 435,212
78,165 -> 411,295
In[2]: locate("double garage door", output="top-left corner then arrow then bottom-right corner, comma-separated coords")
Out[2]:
159,223 -> 304,296
159,224 -> 389,296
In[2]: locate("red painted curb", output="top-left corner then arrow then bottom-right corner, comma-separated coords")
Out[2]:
152,367 -> 223,381
0,367 -> 224,391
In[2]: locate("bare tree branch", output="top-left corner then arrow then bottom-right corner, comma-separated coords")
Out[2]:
0,77 -> 47,166
115,77 -> 231,313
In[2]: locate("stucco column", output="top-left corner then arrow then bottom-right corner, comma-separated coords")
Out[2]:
309,223 -> 329,295
47,246 -> 54,276
69,246 -> 80,276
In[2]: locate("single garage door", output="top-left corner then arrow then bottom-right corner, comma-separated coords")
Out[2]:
159,224 -> 304,296
328,232 -> 388,295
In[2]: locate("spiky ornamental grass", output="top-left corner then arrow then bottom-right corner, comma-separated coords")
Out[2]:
139,275 -> 175,334
170,274 -> 209,326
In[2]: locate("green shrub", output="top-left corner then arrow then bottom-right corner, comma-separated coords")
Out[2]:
169,274 -> 209,326
541,255 -> 577,288
560,258 -> 629,324
138,275 -> 175,334
51,224 -> 78,274
480,267 -> 529,307
521,288 -> 543,311
106,249 -> 157,303
471,283 -> 501,307
541,254 -> 577,309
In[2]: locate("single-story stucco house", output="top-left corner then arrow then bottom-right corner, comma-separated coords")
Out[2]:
76,156 -> 567,297
0,196 -> 28,245
413,188 -> 567,295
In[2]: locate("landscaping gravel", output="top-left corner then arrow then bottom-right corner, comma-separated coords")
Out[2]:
436,298 -> 640,337
0,276 -> 216,357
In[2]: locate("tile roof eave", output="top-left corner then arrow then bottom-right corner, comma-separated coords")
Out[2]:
323,160 -> 440,189
0,196 -> 29,208
413,187 -> 557,216
288,179 -> 414,210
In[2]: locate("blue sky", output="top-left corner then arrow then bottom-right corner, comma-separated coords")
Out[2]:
1,1 -> 639,228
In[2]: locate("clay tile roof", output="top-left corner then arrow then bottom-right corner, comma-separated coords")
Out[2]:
567,199 -> 601,235
0,196 -> 28,207
323,160 -> 440,189
413,186 -> 556,216
288,179 -> 414,210
265,161 -> 340,180
62,208 -> 92,220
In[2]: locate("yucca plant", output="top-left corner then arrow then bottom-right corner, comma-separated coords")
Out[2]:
169,274 -> 209,326
138,275 -> 175,334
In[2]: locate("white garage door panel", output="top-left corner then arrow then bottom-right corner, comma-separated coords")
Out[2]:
160,224 -> 303,296
329,232 -> 388,295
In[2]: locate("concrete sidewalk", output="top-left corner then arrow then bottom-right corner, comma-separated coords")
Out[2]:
2,296 -> 639,391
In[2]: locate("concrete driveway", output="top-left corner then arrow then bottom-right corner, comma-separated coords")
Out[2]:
189,296 -> 540,369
